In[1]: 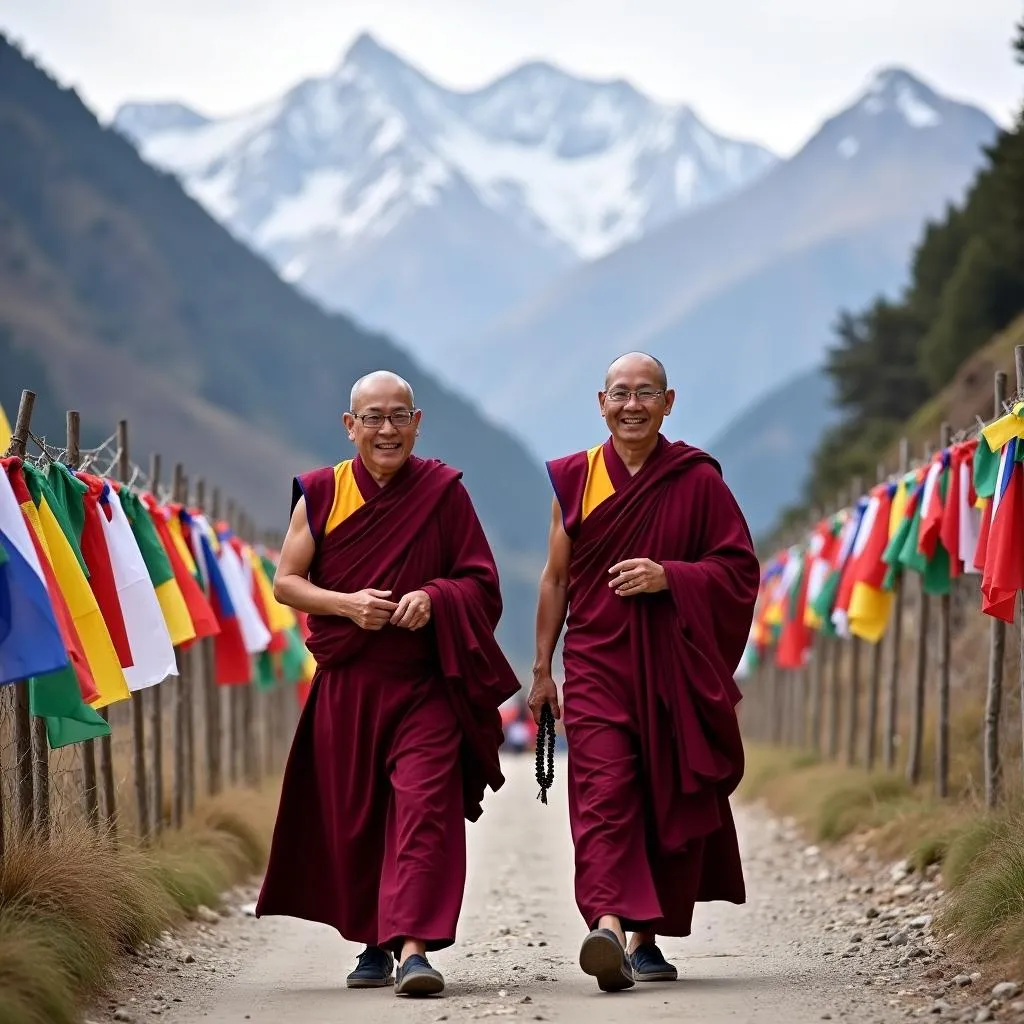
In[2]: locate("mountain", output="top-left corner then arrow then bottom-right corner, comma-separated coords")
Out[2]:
437,67 -> 999,462
706,366 -> 840,541
0,35 -> 551,669
112,32 -> 777,353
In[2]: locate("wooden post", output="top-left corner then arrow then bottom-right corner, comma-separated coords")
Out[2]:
238,511 -> 258,788
119,421 -> 151,839
7,391 -> 36,839
810,631 -> 825,754
826,492 -> 846,760
845,478 -> 864,768
225,499 -> 240,787
935,422 -> 953,799
985,372 -> 1008,807
67,412 -> 101,829
1016,345 -> 1024,797
149,452 -> 165,836
171,463 -> 188,829
863,463 -> 886,771
883,438 -> 910,772
207,486 -> 223,795
906,443 -> 932,787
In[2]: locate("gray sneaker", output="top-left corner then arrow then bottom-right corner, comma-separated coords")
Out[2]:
629,942 -> 678,982
578,928 -> 636,992
394,954 -> 445,997
346,946 -> 395,988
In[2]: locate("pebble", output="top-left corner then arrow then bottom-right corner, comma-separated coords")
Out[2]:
991,981 -> 1021,999
952,975 -> 973,987
113,1013 -> 135,1023
974,1009 -> 993,1022
195,906 -> 221,925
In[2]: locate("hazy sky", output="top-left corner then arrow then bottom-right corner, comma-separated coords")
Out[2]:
1,0 -> 1021,154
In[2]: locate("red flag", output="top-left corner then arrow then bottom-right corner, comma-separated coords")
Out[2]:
981,441 -> 1024,622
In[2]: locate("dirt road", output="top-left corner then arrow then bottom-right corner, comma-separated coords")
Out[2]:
96,754 -> 964,1024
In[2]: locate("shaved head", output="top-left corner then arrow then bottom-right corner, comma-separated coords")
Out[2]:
350,370 -> 415,411
605,352 -> 668,390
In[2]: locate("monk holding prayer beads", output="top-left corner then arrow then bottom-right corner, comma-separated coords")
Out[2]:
528,352 -> 760,993
256,371 -> 520,998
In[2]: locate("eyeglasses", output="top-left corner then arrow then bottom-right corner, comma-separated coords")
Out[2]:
603,388 -> 665,404
351,410 -> 416,429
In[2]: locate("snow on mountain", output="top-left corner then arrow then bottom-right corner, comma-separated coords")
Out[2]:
437,65 -> 998,466
113,33 -> 777,348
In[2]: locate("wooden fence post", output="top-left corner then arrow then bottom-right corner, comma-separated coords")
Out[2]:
936,422 -> 953,798
149,452 -> 165,836
906,443 -> 933,786
985,372 -> 1008,807
1015,345 -> 1024,794
6,390 -> 36,839
171,463 -> 187,830
811,631 -> 825,755
67,412 -> 101,830
119,420 -> 151,840
846,478 -> 864,767
826,492 -> 845,760
238,512 -> 258,787
207,486 -> 223,796
864,463 -> 887,770
883,438 -> 910,772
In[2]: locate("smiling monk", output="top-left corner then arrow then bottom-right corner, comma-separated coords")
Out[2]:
256,371 -> 520,998
528,352 -> 760,992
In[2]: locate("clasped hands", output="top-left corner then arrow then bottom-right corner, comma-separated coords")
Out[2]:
342,588 -> 431,631
607,557 -> 667,596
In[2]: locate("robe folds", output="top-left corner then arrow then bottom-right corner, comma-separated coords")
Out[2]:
546,435 -> 760,936
256,454 -> 519,953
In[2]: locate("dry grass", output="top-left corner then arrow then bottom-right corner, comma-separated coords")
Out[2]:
739,746 -> 918,842
0,785 -> 279,1024
740,742 -> 1024,976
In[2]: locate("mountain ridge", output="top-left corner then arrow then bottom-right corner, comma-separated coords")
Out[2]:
112,33 -> 778,350
438,64 -> 999,465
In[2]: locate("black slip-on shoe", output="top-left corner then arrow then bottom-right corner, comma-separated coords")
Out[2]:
629,942 -> 678,982
394,954 -> 445,997
579,928 -> 636,992
346,945 -> 395,988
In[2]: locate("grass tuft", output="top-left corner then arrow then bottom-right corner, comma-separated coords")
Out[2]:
937,815 -> 1024,968
0,914 -> 79,1024
0,785 -> 279,1024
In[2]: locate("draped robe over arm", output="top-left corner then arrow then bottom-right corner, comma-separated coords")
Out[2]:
547,436 -> 760,933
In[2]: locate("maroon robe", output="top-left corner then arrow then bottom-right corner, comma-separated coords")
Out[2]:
546,435 -> 760,936
255,455 -> 520,953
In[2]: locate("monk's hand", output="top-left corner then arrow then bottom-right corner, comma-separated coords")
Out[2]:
527,672 -> 561,725
390,589 -> 432,630
345,589 -> 399,629
608,558 -> 667,596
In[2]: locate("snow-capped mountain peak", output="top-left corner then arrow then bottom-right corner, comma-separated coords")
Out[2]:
858,67 -> 943,127
114,35 -> 777,267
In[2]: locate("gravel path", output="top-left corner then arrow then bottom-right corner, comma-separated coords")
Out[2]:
90,754 -> 1023,1024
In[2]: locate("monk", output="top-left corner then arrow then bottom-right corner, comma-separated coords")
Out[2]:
256,371 -> 521,997
528,352 -> 760,993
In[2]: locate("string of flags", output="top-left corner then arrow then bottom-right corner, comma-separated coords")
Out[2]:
0,441 -> 315,750
739,401 -> 1024,678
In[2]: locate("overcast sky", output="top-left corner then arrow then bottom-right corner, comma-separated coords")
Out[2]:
1,0 -> 1021,154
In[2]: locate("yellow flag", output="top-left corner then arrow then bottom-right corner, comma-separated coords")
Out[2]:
981,402 -> 1024,451
0,403 -> 11,453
